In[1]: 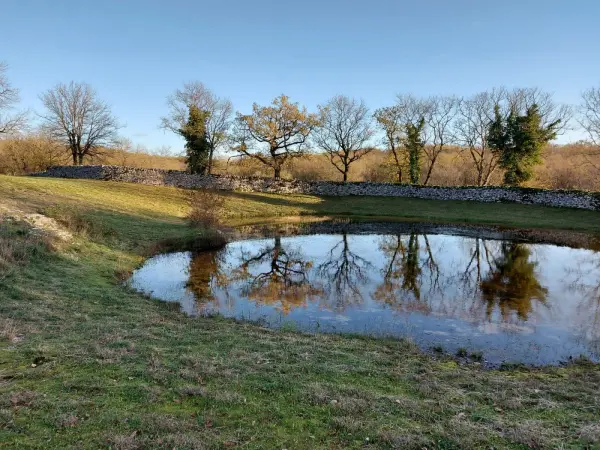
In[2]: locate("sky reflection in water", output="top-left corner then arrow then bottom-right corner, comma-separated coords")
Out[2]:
129,233 -> 600,365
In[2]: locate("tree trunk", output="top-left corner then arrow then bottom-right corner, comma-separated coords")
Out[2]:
77,153 -> 84,165
72,151 -> 78,166
343,170 -> 348,182
207,146 -> 214,175
476,168 -> 483,186
273,166 -> 281,180
423,158 -> 436,186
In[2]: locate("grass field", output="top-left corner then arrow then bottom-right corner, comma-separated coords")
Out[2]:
1,175 -> 600,449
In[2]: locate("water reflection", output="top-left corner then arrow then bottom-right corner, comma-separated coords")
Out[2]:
223,236 -> 322,313
129,231 -> 600,365
375,234 -> 442,310
480,243 -> 548,321
318,234 -> 373,308
187,250 -> 223,301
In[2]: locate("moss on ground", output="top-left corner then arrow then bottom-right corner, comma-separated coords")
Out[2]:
1,175 -> 600,449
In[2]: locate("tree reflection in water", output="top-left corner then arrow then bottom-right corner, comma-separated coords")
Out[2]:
565,252 -> 600,355
186,234 -> 565,327
317,233 -> 373,309
480,243 -> 548,320
373,233 -> 439,312
461,237 -> 493,285
226,236 -> 323,313
186,250 -> 225,302
132,230 -> 600,363
374,235 -> 548,323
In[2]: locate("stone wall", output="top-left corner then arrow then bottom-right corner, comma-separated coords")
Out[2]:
33,165 -> 600,211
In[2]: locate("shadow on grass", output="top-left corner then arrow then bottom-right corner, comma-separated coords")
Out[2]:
225,191 -> 600,234
42,206 -> 205,255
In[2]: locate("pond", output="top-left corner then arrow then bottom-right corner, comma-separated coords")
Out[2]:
129,225 -> 600,366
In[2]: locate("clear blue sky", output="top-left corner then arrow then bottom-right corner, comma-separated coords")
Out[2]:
2,0 -> 599,150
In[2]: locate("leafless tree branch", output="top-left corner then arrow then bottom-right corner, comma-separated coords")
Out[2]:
422,95 -> 459,185
160,81 -> 233,173
313,95 -> 374,182
39,81 -> 121,165
0,62 -> 28,136
580,86 -> 600,147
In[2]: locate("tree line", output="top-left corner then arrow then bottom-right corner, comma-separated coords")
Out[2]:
1,61 -> 599,186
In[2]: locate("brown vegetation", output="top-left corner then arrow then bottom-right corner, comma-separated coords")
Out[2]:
1,137 -> 598,191
217,143 -> 600,191
0,218 -> 49,280
0,138 -> 185,174
187,188 -> 225,227
0,135 -> 68,175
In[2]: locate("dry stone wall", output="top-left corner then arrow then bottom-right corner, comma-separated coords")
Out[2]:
33,165 -> 600,211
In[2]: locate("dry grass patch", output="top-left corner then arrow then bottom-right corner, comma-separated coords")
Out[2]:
0,218 -> 50,280
0,318 -> 19,342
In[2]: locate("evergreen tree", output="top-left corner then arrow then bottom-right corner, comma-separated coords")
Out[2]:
179,105 -> 211,174
488,104 -> 560,185
405,118 -> 425,184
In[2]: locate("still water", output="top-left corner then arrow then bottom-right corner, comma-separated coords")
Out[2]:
129,231 -> 600,365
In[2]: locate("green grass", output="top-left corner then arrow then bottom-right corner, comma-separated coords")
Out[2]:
3,175 -> 600,236
1,175 -> 600,449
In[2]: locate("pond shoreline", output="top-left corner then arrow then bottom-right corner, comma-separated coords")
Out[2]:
134,219 -> 600,368
221,217 -> 600,251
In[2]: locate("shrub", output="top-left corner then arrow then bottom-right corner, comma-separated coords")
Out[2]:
97,148 -> 185,170
0,135 -> 68,175
188,189 -> 225,228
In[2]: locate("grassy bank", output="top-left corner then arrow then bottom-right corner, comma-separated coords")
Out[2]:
1,175 -> 600,449
3,176 -> 600,235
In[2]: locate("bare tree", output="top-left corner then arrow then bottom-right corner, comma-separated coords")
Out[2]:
39,82 -> 121,165
454,89 -> 505,186
454,87 -> 571,185
422,95 -> 459,185
160,81 -> 233,174
153,144 -> 174,157
112,137 -> 134,166
507,87 -> 572,134
233,94 -> 319,179
0,62 -> 27,136
314,95 -> 374,182
580,86 -> 600,168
